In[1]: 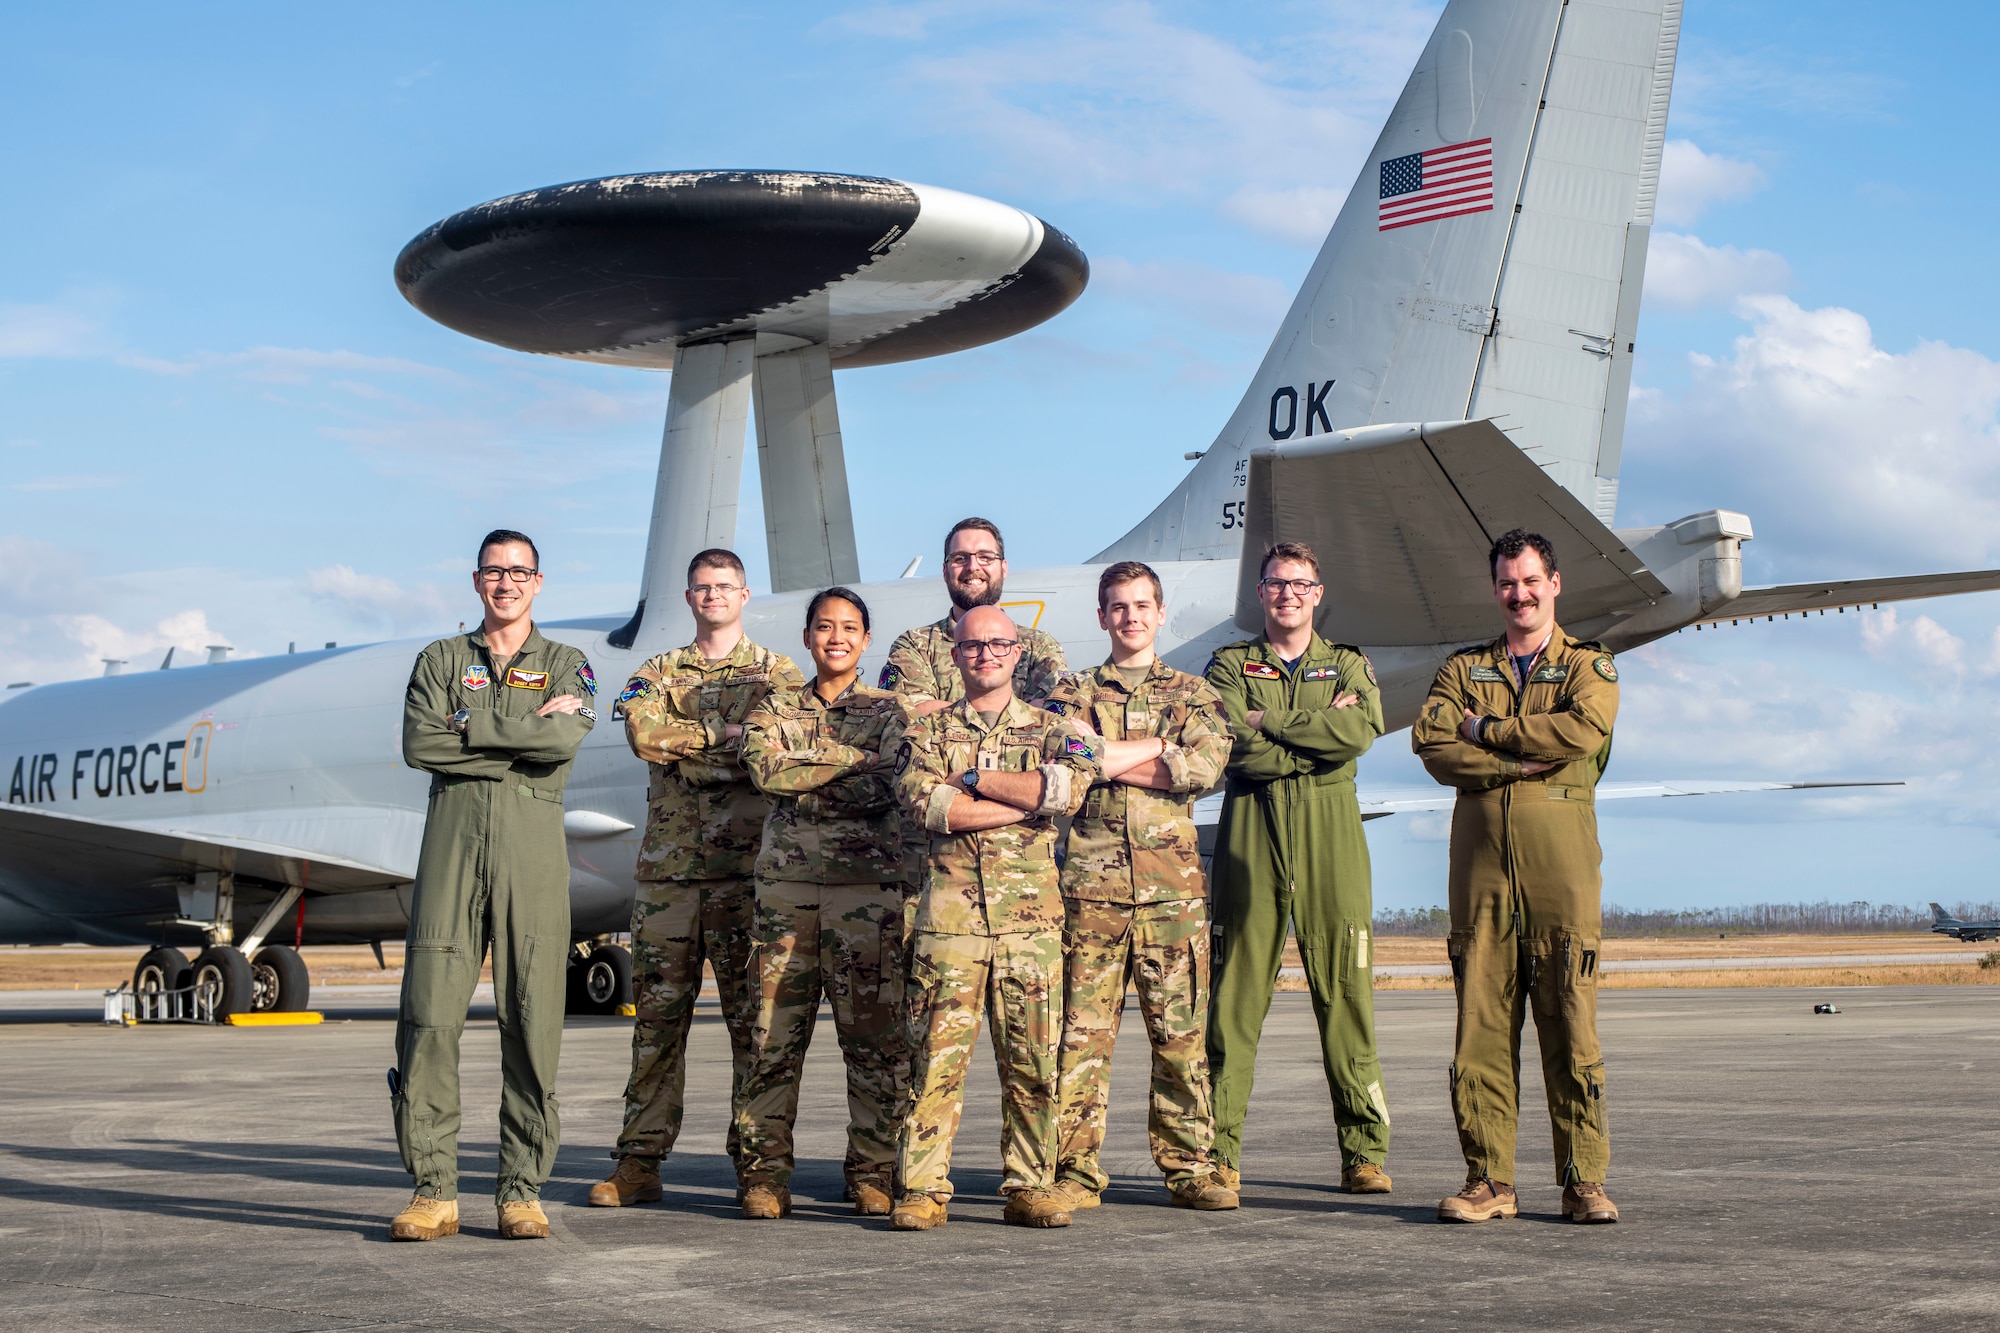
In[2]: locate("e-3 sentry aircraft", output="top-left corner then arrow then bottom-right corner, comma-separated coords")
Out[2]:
2,0 -> 1991,1017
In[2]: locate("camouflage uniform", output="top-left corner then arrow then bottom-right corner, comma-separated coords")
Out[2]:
734,678 -> 911,1193
612,638 -> 804,1172
1412,625 -> 1618,1187
878,614 -> 1068,704
895,697 -> 1099,1201
394,626 -> 594,1204
1043,660 -> 1232,1191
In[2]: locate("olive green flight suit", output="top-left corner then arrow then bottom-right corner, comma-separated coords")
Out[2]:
1205,634 -> 1390,1173
395,625 -> 596,1204
612,638 -> 804,1174
1413,624 -> 1618,1187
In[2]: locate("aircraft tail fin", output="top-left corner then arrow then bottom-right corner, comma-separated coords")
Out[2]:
1099,0 -> 1683,565
1931,903 -> 1955,924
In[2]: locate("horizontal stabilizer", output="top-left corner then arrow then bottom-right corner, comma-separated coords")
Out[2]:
1234,418 -> 1668,644
0,803 -> 406,899
1707,571 -> 2000,624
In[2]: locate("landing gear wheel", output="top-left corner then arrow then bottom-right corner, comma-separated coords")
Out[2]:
191,945 -> 254,1018
134,946 -> 189,997
571,944 -> 633,1015
251,945 -> 311,1012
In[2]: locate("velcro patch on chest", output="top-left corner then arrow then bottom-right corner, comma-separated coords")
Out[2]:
1242,661 -> 1281,680
1302,666 -> 1340,681
1529,664 -> 1570,683
461,665 -> 489,691
506,668 -> 548,689
1468,665 -> 1509,682
1042,697 -> 1074,716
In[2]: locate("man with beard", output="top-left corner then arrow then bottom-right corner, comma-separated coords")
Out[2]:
879,517 -> 1067,715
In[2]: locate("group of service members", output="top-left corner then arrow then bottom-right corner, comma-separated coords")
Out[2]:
385,517 -> 1621,1241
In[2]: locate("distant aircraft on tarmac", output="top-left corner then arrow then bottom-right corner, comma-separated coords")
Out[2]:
3,0 -> 1991,1019
1929,905 -> 2000,944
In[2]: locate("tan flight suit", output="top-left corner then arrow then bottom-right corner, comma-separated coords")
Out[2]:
395,625 -> 595,1204
1045,660 -> 1233,1191
611,638 -> 805,1174
1412,624 -> 1619,1187
894,696 -> 1099,1202
735,678 -> 911,1194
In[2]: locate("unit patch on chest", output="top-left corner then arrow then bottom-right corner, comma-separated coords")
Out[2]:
1529,664 -> 1570,683
1302,666 -> 1340,681
1468,665 -> 1509,682
1241,661 -> 1282,680
505,668 -> 549,689
461,665 -> 490,691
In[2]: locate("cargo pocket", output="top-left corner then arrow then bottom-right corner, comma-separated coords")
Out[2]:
1447,927 -> 1474,992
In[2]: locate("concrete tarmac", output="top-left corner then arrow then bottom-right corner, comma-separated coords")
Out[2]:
3,988 -> 1998,1330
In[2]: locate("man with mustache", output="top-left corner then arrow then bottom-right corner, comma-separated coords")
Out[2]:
879,517 -> 1067,715
1413,528 -> 1621,1226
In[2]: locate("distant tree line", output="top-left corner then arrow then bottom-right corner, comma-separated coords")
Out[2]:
1371,902 -> 2000,937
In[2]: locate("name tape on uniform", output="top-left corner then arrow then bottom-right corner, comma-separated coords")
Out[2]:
506,668 -> 549,689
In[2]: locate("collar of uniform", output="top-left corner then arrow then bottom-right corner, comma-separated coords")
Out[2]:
679,635 -> 763,670
1090,657 -> 1173,692
1254,631 -> 1332,667
1480,622 -> 1572,665
801,675 -> 866,709
469,622 -> 547,658
953,694 -> 1035,733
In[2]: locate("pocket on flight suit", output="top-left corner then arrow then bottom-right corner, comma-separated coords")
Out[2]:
405,939 -> 472,1028
1447,927 -> 1475,993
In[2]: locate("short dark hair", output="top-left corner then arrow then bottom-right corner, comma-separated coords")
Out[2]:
805,586 -> 870,634
478,529 -> 539,567
944,517 -> 1005,560
687,548 -> 745,585
1488,529 -> 1558,579
1259,540 -> 1319,580
1098,560 -> 1163,608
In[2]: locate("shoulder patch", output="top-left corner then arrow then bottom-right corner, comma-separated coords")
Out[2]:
1468,665 -> 1509,682
894,741 -> 913,775
1065,734 -> 1098,761
505,668 -> 548,690
575,662 -> 597,696
877,662 -> 902,690
1241,660 -> 1281,680
579,705 -> 597,722
1593,655 -> 1619,682
617,677 -> 650,705
1042,697 -> 1073,716
1362,654 -> 1377,686
461,665 -> 489,691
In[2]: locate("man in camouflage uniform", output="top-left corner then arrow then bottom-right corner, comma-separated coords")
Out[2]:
390,529 -> 595,1244
887,604 -> 1137,1232
734,587 -> 910,1220
1205,540 -> 1392,1196
1046,561 -> 1238,1212
878,516 -> 1067,713
1413,529 -> 1621,1226
590,548 -> 805,1208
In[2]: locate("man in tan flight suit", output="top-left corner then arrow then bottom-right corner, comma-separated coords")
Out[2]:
1413,528 -> 1621,1225
590,548 -> 805,1207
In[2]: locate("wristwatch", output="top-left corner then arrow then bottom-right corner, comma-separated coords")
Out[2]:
449,708 -> 471,734
960,770 -> 982,797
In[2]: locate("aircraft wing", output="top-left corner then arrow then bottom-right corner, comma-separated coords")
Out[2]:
1703,571 -> 2000,624
1234,419 -> 1669,645
0,803 -> 409,896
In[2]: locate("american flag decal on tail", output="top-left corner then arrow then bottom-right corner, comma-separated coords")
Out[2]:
1378,138 -> 1493,231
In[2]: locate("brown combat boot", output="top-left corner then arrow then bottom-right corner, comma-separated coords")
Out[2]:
850,1176 -> 894,1217
740,1183 -> 792,1219
1213,1162 -> 1241,1192
1437,1178 -> 1518,1223
1050,1179 -> 1102,1211
889,1192 -> 949,1230
588,1156 -> 663,1207
497,1200 -> 550,1239
1561,1181 -> 1620,1224
1168,1177 -> 1240,1211
389,1193 -> 459,1242
1342,1162 -> 1393,1194
1002,1187 -> 1073,1229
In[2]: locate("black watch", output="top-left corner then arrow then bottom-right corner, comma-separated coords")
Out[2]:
960,770 -> 982,797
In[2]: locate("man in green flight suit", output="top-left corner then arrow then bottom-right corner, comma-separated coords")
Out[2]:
1204,540 -> 1392,1196
1413,528 -> 1621,1226
590,548 -> 805,1208
390,529 -> 596,1243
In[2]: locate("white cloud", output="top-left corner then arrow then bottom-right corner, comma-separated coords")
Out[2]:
1654,140 -> 1766,226
306,565 -> 451,637
1626,295 -> 2000,576
1860,606 -> 1966,674
51,609 -> 235,675
0,302 -> 100,358
1219,186 -> 1349,246
1643,232 -> 1790,309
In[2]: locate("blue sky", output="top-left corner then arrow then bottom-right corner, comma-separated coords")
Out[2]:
5,2 -> 1999,912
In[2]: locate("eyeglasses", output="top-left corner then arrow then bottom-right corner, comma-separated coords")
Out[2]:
954,638 -> 1021,659
689,583 -> 745,597
476,566 -> 540,583
944,552 -> 1002,570
1258,577 -> 1322,596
